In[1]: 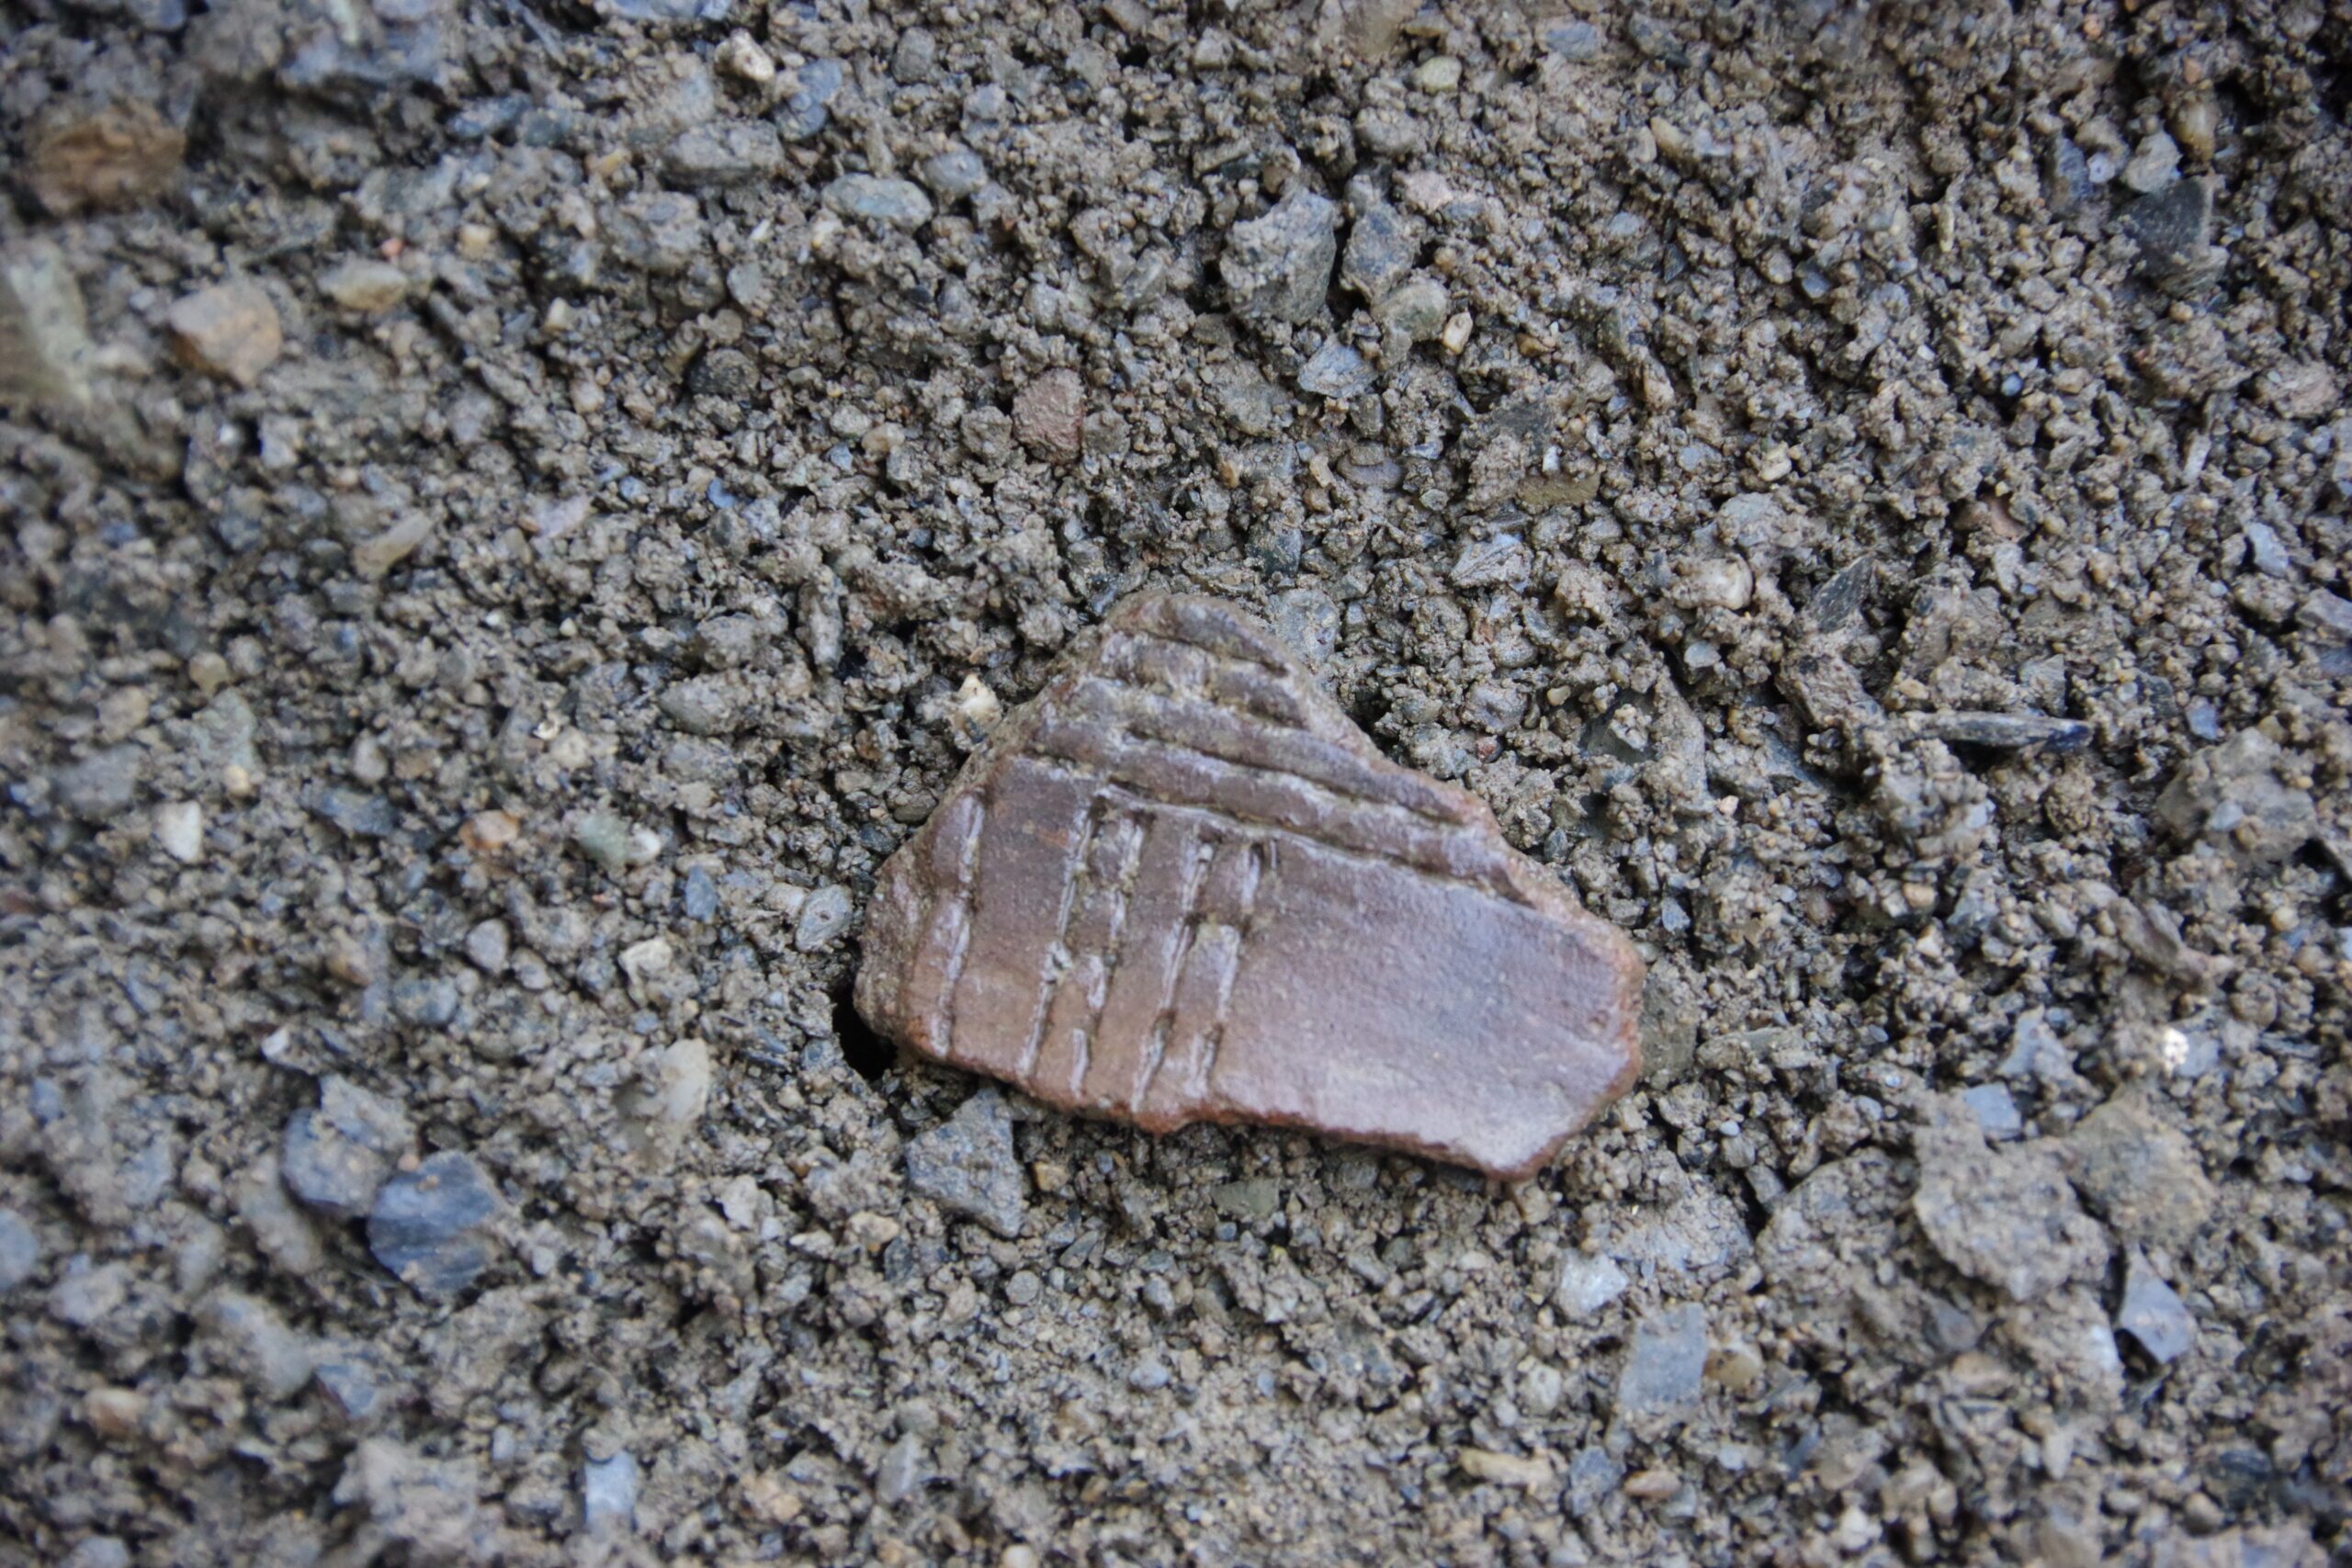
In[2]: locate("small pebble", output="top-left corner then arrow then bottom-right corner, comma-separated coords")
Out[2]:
1962,1083 -> 2022,1141
1545,20 -> 1604,61
822,175 -> 934,230
320,258 -> 413,313
165,279 -> 281,387
153,800 -> 203,864
876,1433 -> 925,1503
795,885 -> 854,951
0,1208 -> 40,1292
198,1290 -> 315,1401
1298,341 -> 1375,400
1221,188 -> 1340,324
920,149 -> 989,200
1556,1253 -> 1630,1317
2120,132 -> 2181,195
714,31 -> 775,85
904,1089 -> 1024,1238
778,59 -> 844,141
1012,369 -> 1085,463
368,1151 -> 501,1299
1617,1303 -> 1709,1419
283,1076 -> 414,1220
464,919 -> 510,974
582,1450 -> 639,1535
60,1539 -> 131,1568
1458,1448 -> 1550,1486
2117,1250 -> 2195,1363
354,514 -> 434,579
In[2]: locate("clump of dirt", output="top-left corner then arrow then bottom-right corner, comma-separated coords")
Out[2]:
1,2 -> 2347,1563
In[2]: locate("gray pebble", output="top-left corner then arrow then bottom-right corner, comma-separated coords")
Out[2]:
391,976 -> 460,1030
2045,137 -> 2095,214
2125,177 -> 2214,284
308,785 -> 396,838
198,1290 -> 315,1401
582,1450 -> 639,1535
661,120 -> 785,188
51,746 -> 144,821
603,0 -> 724,18
1212,1178 -> 1280,1224
1617,1303 -> 1708,1416
315,1357 -> 382,1424
2301,589 -> 2352,643
605,191 -> 706,276
50,1259 -> 130,1330
920,149 -> 989,200
2154,728 -> 2317,869
682,864 -> 719,921
284,1076 -> 414,1219
876,1433 -> 924,1504
778,58 -> 844,141
794,884 -> 854,951
1999,1010 -> 2072,1080
571,810 -> 635,874
368,1151 -> 500,1299
2118,1250 -> 2195,1363
1556,1253 -> 1630,1317
0,1208 -> 39,1292
2242,521 -> 2290,577
2064,1091 -> 2217,1251
61,1540 -> 130,1568
1297,340 -> 1374,400
1340,201 -> 1417,303
1627,13 -> 1689,64
823,175 -> 934,231
1566,1445 -> 1623,1517
465,919 -> 510,974
1914,711 -> 2092,753
1962,1083 -> 2022,1142
1,240 -> 95,409
1544,19 -> 1603,61
1271,587 -> 1339,665
659,675 -> 739,736
904,1089 -> 1024,1238
1374,276 -> 1450,342
1221,188 -> 1339,324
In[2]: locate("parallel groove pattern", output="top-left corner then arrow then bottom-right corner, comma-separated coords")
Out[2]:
1067,670 -> 1469,823
1023,715 -> 1525,903
903,793 -> 985,1045
1024,810 -> 1145,1098
1136,837 -> 1267,1122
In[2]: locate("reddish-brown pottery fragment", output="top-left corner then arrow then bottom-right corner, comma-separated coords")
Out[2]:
854,593 -> 1645,1180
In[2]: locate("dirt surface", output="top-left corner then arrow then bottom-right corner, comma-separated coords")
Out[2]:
2,2 -> 2349,1564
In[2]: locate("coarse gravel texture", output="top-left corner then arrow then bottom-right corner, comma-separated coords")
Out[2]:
1,2 -> 2348,1565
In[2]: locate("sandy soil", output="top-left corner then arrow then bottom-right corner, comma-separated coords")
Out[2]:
1,1 -> 2348,1563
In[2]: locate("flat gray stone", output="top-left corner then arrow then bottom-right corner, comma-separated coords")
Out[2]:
1617,1303 -> 1708,1419
2118,1249 -> 2195,1364
367,1151 -> 501,1299
904,1089 -> 1025,1238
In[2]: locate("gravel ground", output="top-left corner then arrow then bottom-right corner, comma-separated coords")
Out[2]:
2,2 -> 2349,1564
